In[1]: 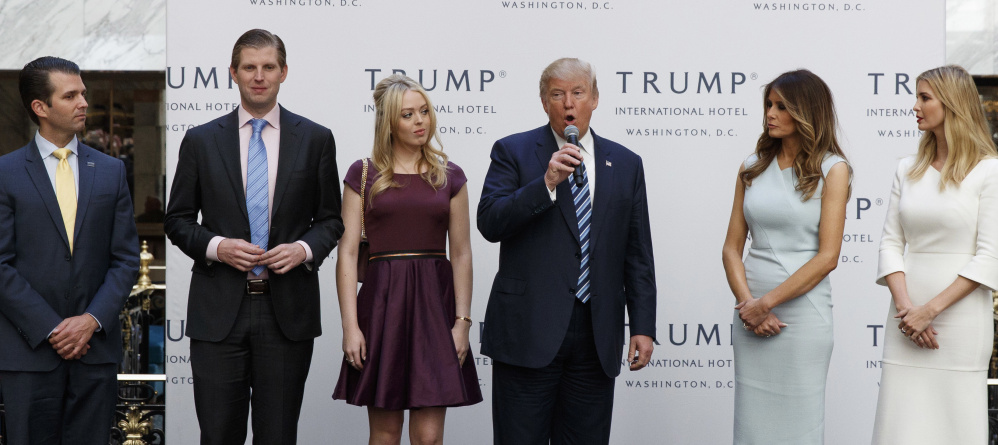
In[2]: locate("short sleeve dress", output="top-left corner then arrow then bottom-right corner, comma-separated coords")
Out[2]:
332,160 -> 483,410
871,157 -> 998,444
732,153 -> 849,445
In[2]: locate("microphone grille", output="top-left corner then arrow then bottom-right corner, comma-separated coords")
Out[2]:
564,125 -> 580,139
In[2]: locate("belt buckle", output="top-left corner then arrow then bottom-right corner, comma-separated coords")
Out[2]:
246,279 -> 268,295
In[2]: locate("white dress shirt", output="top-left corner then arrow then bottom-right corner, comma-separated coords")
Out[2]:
35,132 -> 101,332
547,126 -> 596,202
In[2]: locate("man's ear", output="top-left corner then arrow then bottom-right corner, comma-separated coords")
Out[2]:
31,99 -> 48,121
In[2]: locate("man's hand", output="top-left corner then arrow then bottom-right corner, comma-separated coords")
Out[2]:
544,143 -> 583,191
49,315 -> 99,360
627,334 -> 655,371
217,238 -> 265,272
258,243 -> 306,274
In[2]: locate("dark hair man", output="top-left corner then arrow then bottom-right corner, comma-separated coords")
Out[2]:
165,29 -> 343,444
0,56 -> 140,444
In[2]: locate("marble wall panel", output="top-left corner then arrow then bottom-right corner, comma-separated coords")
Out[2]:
0,0 -> 165,71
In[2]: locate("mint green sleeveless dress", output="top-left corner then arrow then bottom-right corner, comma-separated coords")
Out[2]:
732,153 -> 848,445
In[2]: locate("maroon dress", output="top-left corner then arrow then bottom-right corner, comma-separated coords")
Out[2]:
333,160 -> 482,409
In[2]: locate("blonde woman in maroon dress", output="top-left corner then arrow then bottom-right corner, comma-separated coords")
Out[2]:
333,74 -> 482,444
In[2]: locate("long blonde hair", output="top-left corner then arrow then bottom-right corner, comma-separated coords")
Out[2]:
909,65 -> 997,189
368,74 -> 449,202
740,69 -> 848,201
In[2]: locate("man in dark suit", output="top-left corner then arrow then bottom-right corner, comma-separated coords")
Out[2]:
0,56 -> 140,445
165,29 -> 343,444
478,57 -> 657,444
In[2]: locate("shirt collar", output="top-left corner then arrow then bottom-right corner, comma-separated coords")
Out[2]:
35,131 -> 79,159
550,126 -> 594,156
238,104 -> 281,130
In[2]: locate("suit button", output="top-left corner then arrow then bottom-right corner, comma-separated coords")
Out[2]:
65,255 -> 71,261
575,252 -> 581,259
569,288 -> 576,294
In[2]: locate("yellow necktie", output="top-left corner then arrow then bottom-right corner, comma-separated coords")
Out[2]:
53,148 -> 76,253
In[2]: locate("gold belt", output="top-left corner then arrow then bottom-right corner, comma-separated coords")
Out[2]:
368,249 -> 446,262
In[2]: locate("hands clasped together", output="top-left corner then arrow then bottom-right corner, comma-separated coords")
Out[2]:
217,238 -> 306,274
895,304 -> 940,349
735,298 -> 788,338
49,314 -> 99,360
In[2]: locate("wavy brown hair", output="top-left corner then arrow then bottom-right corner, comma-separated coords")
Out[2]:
368,74 -> 449,202
909,65 -> 997,189
740,69 -> 848,201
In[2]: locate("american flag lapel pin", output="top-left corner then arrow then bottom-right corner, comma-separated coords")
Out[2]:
87,161 -> 95,167
605,160 -> 612,167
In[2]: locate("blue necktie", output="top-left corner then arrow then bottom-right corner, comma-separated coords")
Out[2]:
571,151 -> 592,303
247,118 -> 269,276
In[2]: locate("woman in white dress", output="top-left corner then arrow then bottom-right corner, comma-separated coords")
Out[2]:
722,69 -> 851,444
872,65 -> 998,444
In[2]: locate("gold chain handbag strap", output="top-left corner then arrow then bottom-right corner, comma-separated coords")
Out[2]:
360,158 -> 368,240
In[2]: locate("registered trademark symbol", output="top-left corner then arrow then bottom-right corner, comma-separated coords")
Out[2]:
499,70 -> 507,78
750,73 -> 758,80
875,198 -> 884,206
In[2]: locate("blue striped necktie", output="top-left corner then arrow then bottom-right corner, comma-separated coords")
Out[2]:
247,118 -> 269,276
571,150 -> 592,303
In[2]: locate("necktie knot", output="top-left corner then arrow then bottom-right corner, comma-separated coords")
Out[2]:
54,148 -> 71,161
251,118 -> 268,135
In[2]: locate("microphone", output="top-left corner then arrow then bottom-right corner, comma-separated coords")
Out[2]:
564,125 -> 584,186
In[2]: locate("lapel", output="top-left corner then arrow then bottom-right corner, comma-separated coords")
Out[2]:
73,144 -> 97,246
271,106 -> 302,218
532,125 -> 580,244
589,130 -> 614,250
214,110 -> 249,224
23,141 -> 72,249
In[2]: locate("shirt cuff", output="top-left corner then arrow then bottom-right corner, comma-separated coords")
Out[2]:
547,186 -> 557,202
296,240 -> 313,262
87,312 -> 103,332
206,236 -> 225,264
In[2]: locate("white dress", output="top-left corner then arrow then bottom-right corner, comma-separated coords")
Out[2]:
872,156 -> 998,444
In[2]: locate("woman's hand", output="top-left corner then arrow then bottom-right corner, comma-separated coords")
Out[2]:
342,326 -> 367,371
735,297 -> 772,329
452,323 -> 471,366
751,313 -> 788,338
895,305 -> 938,338
909,324 -> 939,349
896,305 -> 940,349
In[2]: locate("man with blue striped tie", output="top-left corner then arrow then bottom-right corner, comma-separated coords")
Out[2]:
478,57 -> 657,445
165,29 -> 343,444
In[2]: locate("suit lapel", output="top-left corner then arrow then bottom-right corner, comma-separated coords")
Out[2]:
73,145 -> 97,246
215,110 -> 249,224
589,131 -> 614,250
271,106 -> 302,218
23,141 -> 71,249
533,127 -> 581,244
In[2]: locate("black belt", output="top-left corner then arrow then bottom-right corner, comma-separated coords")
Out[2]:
246,279 -> 270,295
368,249 -> 446,263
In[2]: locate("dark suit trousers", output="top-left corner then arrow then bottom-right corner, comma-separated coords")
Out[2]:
0,361 -> 117,445
492,299 -> 616,445
190,292 -> 314,445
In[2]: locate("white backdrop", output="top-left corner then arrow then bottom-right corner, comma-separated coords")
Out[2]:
165,1 -> 945,443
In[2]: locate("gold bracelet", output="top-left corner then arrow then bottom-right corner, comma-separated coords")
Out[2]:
456,316 -> 473,324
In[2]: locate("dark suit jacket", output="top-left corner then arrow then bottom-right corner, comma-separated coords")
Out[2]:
0,141 -> 139,371
165,106 -> 343,342
478,125 -> 656,378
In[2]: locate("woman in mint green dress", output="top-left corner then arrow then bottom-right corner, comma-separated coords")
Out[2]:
721,70 -> 851,445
